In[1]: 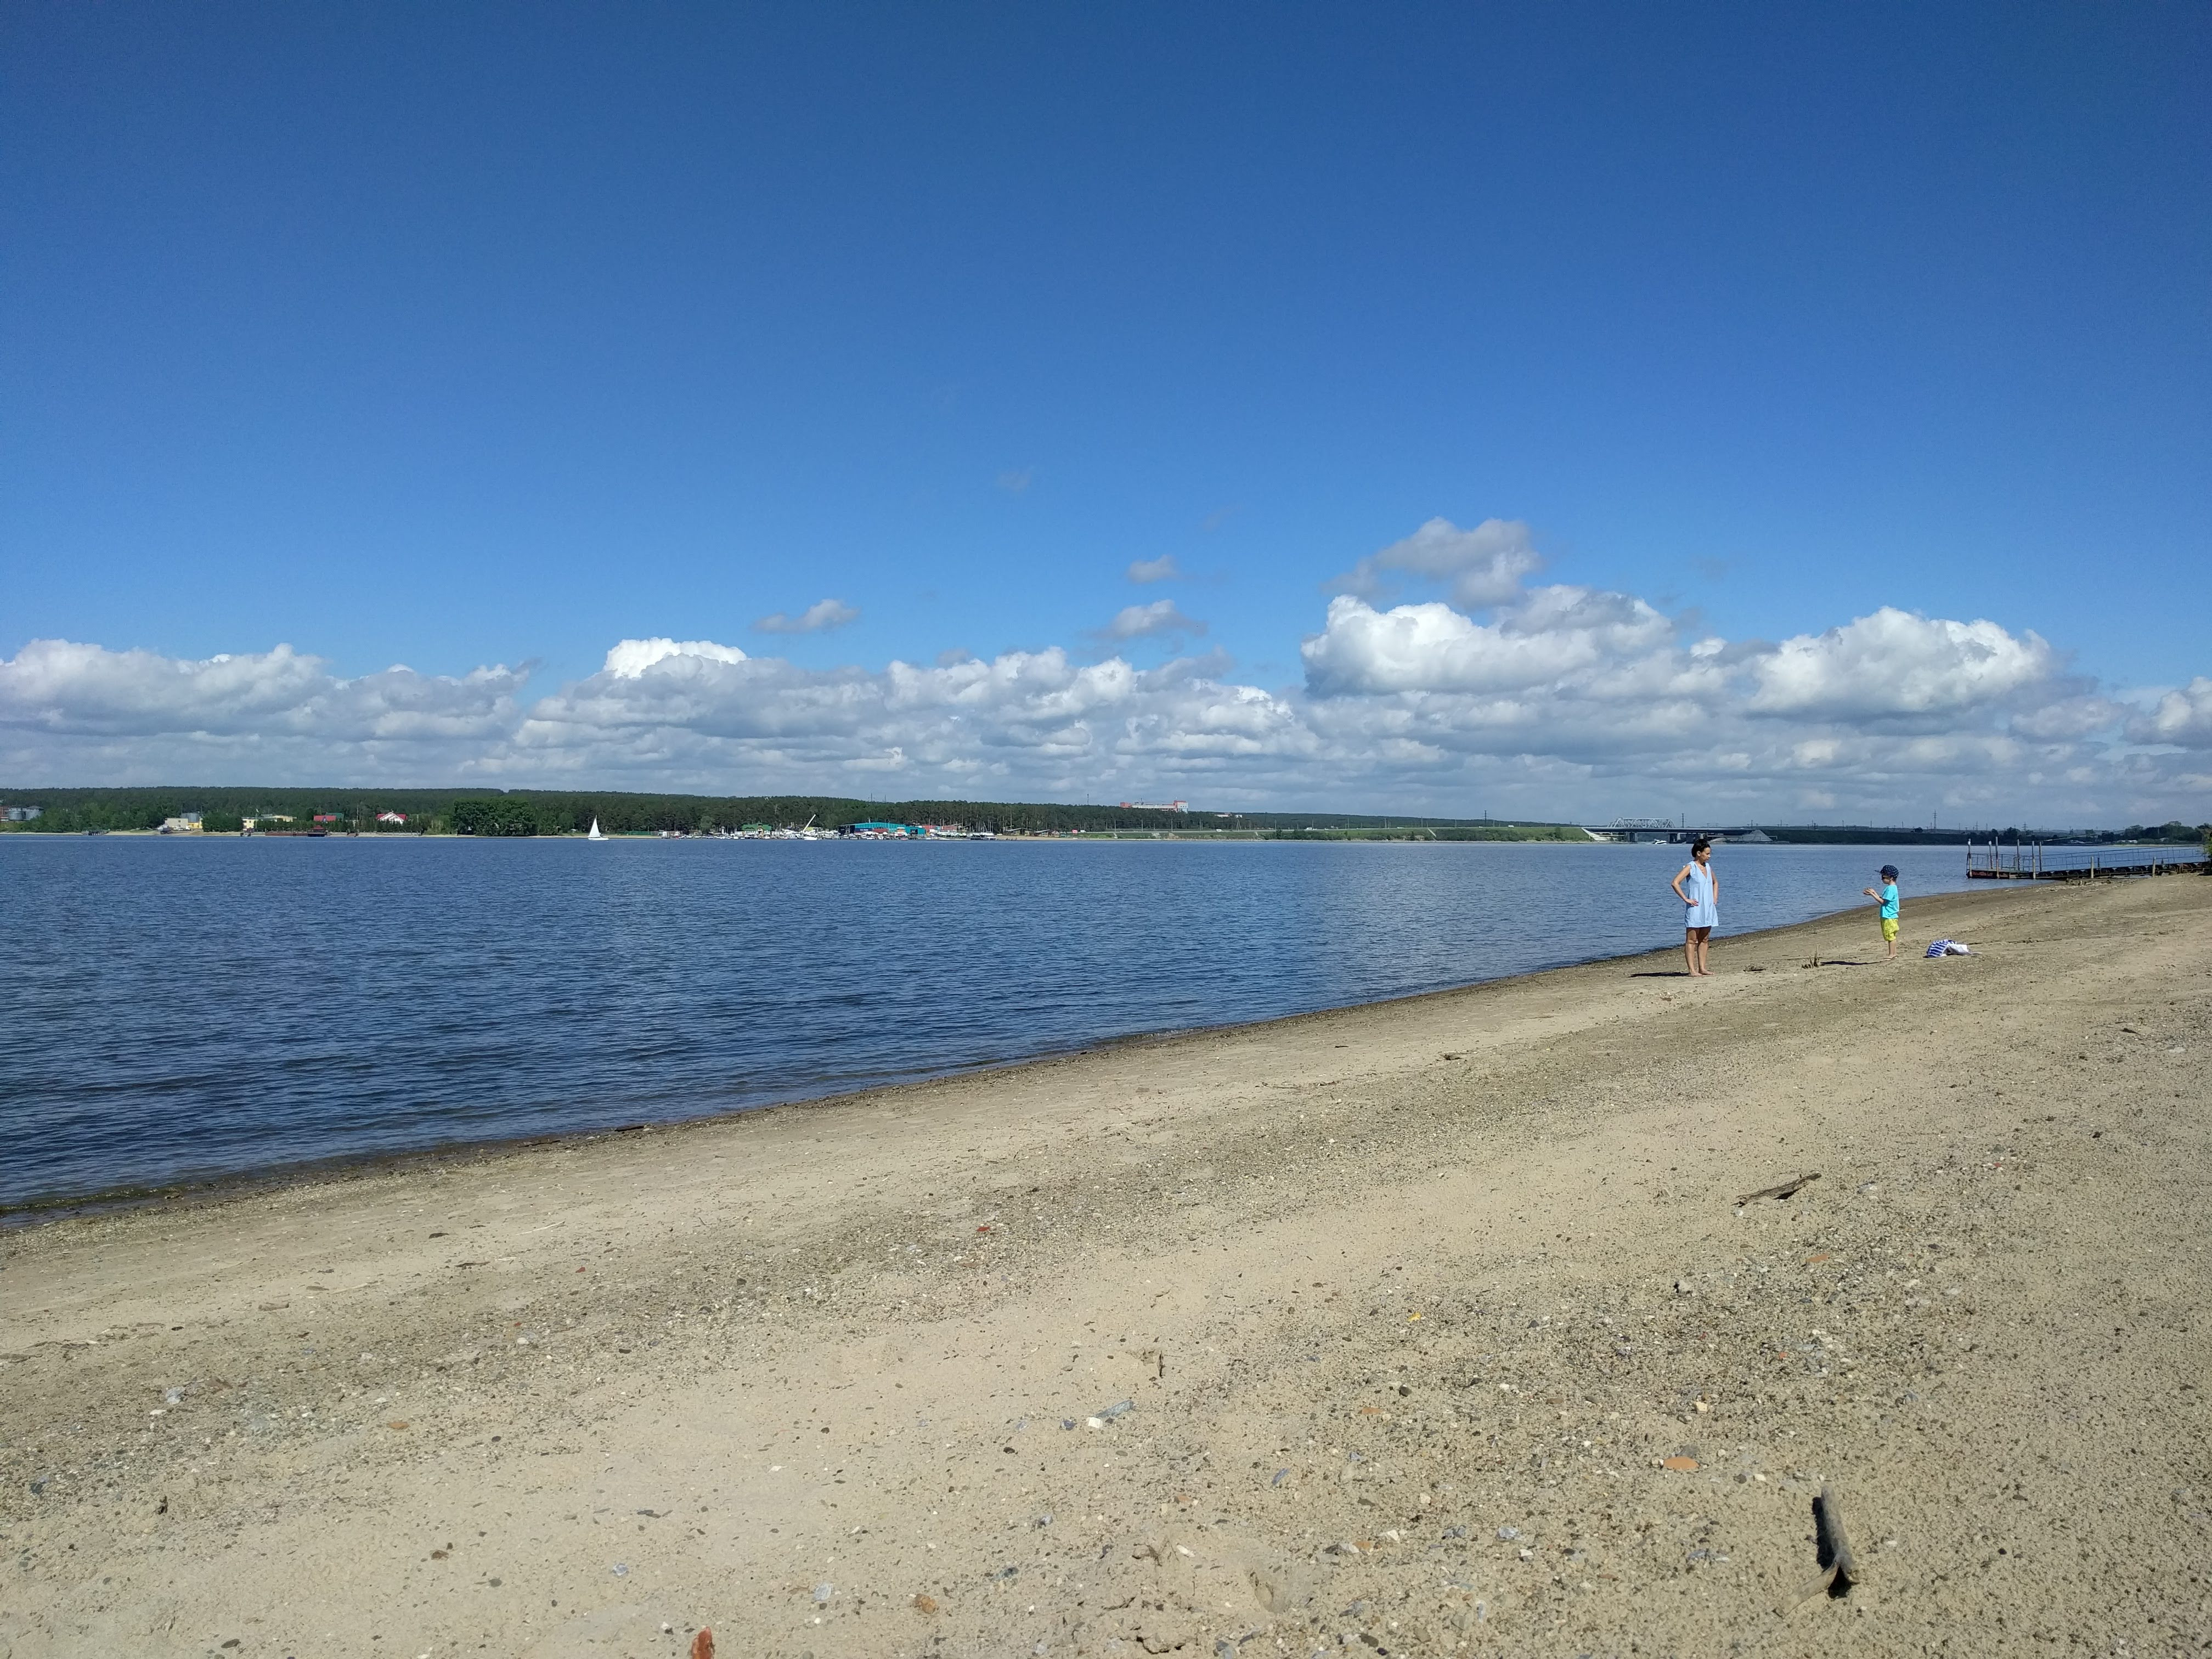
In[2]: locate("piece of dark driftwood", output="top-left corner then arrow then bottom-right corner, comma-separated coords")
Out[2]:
1778,1484 -> 1860,1614
1815,1486 -> 1859,1588
1736,1172 -> 1821,1205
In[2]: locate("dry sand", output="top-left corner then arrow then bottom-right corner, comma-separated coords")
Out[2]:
4,874 -> 2210,1659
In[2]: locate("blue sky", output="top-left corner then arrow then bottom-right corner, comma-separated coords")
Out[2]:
3,3 -> 2208,820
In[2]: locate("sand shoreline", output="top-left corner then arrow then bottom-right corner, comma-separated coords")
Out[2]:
4,883 -> 2015,1228
4,873 -> 2209,1657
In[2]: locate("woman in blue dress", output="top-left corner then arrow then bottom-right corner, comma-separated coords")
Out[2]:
1669,838 -> 1718,976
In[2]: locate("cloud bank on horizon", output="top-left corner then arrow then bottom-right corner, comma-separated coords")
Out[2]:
3,520 -> 2206,823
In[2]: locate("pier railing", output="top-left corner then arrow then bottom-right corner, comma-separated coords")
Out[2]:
1966,839 -> 2207,881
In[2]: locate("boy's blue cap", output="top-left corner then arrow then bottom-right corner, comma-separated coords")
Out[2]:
1880,865 -> 1899,878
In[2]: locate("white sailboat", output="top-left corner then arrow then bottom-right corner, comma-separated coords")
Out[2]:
586,817 -> 606,841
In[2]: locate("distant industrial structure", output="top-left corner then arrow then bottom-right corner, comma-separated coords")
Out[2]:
1583,819 -> 1771,844
1119,800 -> 1189,812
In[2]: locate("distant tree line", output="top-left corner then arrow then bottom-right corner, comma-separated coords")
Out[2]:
2114,822 -> 2210,844
0,789 -> 441,834
447,797 -> 545,836
1266,823 -> 1590,842
6,787 -> 2202,844
0,786 -> 1564,837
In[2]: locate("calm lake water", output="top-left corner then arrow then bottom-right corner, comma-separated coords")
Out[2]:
1,836 -> 1988,1210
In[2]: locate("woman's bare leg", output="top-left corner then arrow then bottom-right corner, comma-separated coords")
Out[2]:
1684,930 -> 1698,975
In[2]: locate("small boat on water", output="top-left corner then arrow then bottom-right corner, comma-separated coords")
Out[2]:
586,817 -> 607,841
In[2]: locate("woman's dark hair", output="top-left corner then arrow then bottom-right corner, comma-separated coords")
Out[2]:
1690,837 -> 1713,855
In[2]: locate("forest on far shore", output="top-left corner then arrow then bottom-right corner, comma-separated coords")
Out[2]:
0,785 -> 2203,844
0,786 -> 1560,837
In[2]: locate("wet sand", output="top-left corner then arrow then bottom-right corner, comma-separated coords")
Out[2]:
4,874 -> 2210,1658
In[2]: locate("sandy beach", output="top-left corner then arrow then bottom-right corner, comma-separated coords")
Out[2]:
4,873 -> 2209,1658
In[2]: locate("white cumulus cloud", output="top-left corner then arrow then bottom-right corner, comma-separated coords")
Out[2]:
2131,677 -> 2212,749
1126,555 -> 1182,583
1746,608 -> 2059,719
1329,517 -> 1544,610
753,600 -> 859,636
505,644 -> 1306,798
0,638 -> 528,781
1302,589 -> 1677,697
1096,600 -> 1207,642
603,637 -> 750,678
0,639 -> 331,734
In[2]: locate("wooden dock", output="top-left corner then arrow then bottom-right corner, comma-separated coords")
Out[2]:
1966,839 -> 2207,881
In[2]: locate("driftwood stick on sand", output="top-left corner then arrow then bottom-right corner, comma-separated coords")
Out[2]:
1780,1484 -> 1861,1615
1816,1486 -> 1860,1587
1737,1172 -> 1821,1205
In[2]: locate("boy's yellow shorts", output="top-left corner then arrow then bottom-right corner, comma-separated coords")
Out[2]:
1881,917 -> 1900,942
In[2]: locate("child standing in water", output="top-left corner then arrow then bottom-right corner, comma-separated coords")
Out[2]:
1670,838 -> 1718,976
1861,864 -> 1902,960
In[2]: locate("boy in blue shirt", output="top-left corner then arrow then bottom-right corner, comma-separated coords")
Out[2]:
1860,864 -> 1901,960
